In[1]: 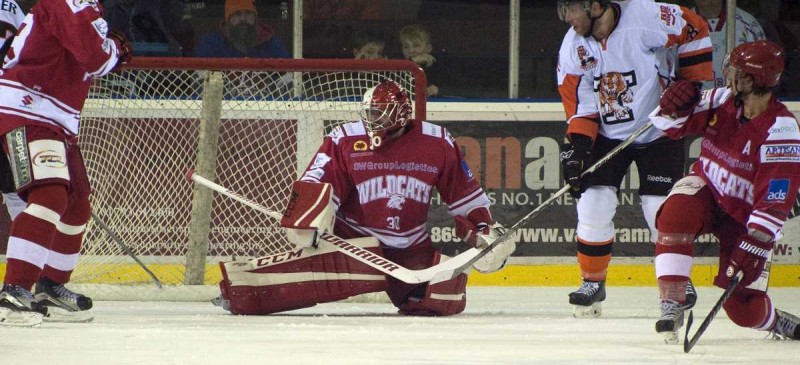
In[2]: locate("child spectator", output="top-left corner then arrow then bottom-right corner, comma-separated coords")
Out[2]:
399,24 -> 469,98
352,29 -> 386,59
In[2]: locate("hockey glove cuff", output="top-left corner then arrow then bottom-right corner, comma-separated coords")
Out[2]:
559,134 -> 592,199
727,232 -> 773,286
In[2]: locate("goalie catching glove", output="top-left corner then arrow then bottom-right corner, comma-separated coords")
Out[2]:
454,208 -> 514,274
280,181 -> 337,248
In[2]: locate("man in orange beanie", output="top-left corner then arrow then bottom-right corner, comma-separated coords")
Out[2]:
195,0 -> 290,58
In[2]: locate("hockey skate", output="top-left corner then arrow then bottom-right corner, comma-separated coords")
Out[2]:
656,299 -> 691,344
771,309 -> 800,340
34,277 -> 94,323
0,284 -> 44,327
569,280 -> 605,318
684,279 -> 697,310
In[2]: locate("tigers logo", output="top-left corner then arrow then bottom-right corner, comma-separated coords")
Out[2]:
386,194 -> 406,210
595,71 -> 636,123
576,46 -> 597,71
354,140 -> 368,151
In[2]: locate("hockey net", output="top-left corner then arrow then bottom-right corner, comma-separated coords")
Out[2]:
71,58 -> 426,300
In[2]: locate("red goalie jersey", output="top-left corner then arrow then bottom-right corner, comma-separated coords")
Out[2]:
651,88 -> 800,238
300,119 -> 491,249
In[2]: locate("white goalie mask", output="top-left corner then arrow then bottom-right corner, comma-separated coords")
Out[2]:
360,79 -> 412,149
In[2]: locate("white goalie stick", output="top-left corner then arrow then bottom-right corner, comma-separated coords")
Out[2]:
186,170 -> 482,284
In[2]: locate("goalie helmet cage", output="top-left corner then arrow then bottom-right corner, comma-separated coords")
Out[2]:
73,57 -> 426,301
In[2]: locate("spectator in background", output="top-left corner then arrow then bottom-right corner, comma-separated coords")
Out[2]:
104,0 -> 192,57
352,29 -> 386,59
691,0 -> 765,89
399,24 -> 469,98
195,0 -> 290,59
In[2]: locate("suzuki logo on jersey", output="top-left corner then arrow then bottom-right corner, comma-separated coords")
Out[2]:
761,144 -> 800,163
765,179 -> 790,202
20,95 -> 33,107
356,175 -> 432,206
700,158 -> 754,204
594,71 -> 637,124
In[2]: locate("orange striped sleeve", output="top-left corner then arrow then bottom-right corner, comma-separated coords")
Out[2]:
566,117 -> 599,140
667,6 -> 713,81
558,73 -> 599,140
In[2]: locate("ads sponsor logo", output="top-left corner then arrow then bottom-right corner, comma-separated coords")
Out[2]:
761,144 -> 800,163
33,150 -> 66,168
766,179 -> 790,202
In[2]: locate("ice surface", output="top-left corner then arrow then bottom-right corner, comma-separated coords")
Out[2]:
3,286 -> 799,365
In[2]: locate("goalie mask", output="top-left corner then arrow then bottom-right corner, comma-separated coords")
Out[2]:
360,80 -> 412,149
723,40 -> 785,96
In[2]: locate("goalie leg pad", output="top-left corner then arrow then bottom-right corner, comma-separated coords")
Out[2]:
384,243 -> 467,316
218,237 -> 388,315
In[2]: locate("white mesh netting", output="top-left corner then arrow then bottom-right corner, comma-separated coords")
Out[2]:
70,59 -> 424,300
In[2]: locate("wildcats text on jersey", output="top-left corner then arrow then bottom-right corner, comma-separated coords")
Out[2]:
356,175 -> 432,207
699,157 -> 754,204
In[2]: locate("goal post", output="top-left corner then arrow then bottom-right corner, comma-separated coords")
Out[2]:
73,58 -> 426,300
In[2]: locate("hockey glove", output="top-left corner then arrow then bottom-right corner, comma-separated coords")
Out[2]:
559,134 -> 592,199
659,80 -> 701,118
727,232 -> 773,287
454,215 -> 505,249
281,181 -> 336,249
108,30 -> 132,72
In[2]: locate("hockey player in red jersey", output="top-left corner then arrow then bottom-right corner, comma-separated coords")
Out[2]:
215,79 -> 515,316
0,0 -> 131,327
650,40 -> 800,343
556,0 -> 713,317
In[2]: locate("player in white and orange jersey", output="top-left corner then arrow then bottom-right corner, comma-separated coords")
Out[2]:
556,0 -> 713,317
215,80 -> 515,316
651,40 -> 800,343
0,0 -> 131,328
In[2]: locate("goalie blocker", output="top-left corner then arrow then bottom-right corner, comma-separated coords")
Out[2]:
217,236 -> 467,316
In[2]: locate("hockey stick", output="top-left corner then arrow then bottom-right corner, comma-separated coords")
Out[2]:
186,170 -> 483,284
442,122 -> 656,273
90,212 -> 164,288
683,271 -> 743,353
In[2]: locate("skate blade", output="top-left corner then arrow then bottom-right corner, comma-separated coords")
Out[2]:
572,302 -> 602,318
661,330 -> 680,344
43,306 -> 94,323
0,307 -> 44,327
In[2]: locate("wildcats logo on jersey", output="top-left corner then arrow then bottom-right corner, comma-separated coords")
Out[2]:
700,158 -> 754,204
594,71 -> 637,124
765,179 -> 790,202
356,175 -> 432,206
761,144 -> 800,163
